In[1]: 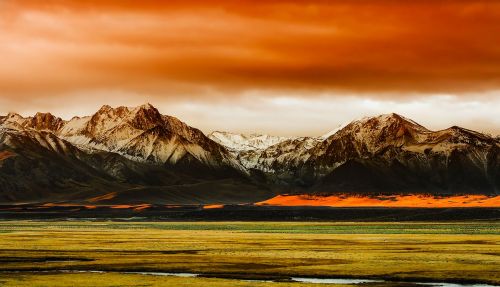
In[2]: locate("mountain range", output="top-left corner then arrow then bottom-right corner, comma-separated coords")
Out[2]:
1,104 -> 498,205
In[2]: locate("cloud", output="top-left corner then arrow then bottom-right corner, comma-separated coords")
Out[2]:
162,91 -> 500,136
0,1 -> 499,135
1,0 -> 500,99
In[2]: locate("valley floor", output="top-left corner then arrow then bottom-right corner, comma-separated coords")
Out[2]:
0,221 -> 499,286
1,205 -> 499,221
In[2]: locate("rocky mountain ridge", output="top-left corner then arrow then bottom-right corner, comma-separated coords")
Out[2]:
1,106 -> 499,204
2,104 -> 242,170
0,104 -> 265,204
208,131 -> 292,153
230,113 -> 499,194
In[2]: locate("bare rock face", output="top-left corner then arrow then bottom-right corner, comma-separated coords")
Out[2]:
26,112 -> 65,131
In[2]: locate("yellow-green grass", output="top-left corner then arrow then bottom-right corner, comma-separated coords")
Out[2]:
0,221 -> 498,286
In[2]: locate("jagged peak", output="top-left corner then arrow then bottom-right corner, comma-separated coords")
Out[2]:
316,113 -> 433,150
447,125 -> 464,132
386,113 -> 425,127
209,131 -> 253,140
136,102 -> 156,110
209,131 -> 287,139
208,130 -> 293,152
133,103 -> 161,116
345,113 -> 428,132
26,112 -> 64,131
33,112 -> 60,120
1,113 -> 26,127
6,112 -> 23,119
364,113 -> 420,124
96,104 -> 113,113
94,103 -> 159,116
34,111 -> 50,116
83,103 -> 166,133
130,104 -> 163,130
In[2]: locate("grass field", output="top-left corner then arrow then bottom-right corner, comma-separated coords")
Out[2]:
0,221 -> 498,286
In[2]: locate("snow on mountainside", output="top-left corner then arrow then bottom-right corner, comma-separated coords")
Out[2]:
207,132 -> 318,173
0,128 -> 78,157
0,104 -> 244,172
237,137 -> 320,173
0,126 -> 267,204
0,105 -> 274,204
210,114 -> 437,173
319,120 -> 351,140
208,131 -> 292,152
303,114 -> 500,194
0,113 -> 26,130
312,113 -> 497,159
308,113 -> 499,168
209,113 -> 499,194
0,112 -> 65,132
1,109 -> 499,196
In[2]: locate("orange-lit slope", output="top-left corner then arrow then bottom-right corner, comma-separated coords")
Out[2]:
256,195 -> 500,208
0,151 -> 15,161
203,204 -> 225,209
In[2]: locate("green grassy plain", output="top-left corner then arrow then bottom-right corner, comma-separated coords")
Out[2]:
0,221 -> 498,286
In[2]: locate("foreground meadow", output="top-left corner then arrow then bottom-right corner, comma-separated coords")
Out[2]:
0,221 -> 498,286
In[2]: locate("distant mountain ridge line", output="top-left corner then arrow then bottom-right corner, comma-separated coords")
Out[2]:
0,103 -> 499,204
2,106 -> 498,139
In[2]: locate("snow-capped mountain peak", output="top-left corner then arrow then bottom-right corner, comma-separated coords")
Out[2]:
53,104 -> 237,167
6,112 -> 23,119
208,131 -> 292,152
320,121 -> 351,140
1,107 -> 499,198
0,104 -> 244,171
0,113 -> 25,130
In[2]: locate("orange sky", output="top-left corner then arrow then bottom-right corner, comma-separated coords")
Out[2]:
1,0 -> 499,135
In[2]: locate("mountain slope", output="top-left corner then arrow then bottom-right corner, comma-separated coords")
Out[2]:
302,114 -> 499,194
1,108 -> 498,204
208,131 -> 291,152
57,104 -> 243,172
215,113 -> 500,195
0,127 -> 270,204
0,128 -> 121,202
0,104 -> 270,204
